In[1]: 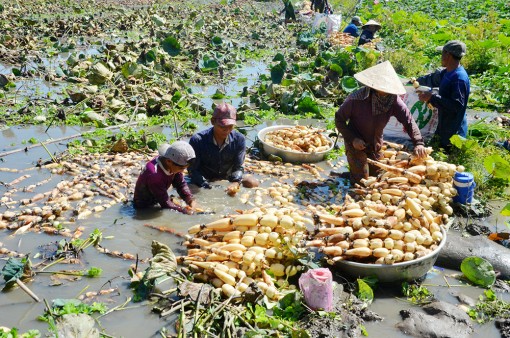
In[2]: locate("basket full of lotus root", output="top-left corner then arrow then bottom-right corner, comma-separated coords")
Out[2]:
257,125 -> 334,163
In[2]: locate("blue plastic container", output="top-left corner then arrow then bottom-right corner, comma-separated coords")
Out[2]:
453,172 -> 475,204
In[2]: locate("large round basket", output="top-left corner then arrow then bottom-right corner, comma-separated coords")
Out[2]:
333,228 -> 447,282
257,125 -> 334,163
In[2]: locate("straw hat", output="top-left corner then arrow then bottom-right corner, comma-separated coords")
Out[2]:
354,61 -> 406,95
361,19 -> 381,29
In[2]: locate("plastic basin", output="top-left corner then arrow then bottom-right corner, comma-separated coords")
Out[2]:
257,125 -> 334,163
333,228 -> 447,282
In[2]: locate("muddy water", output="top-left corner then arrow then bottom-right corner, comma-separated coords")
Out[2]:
0,124 -> 508,337
190,60 -> 268,109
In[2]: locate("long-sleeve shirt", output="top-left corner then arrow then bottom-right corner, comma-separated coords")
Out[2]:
133,157 -> 193,212
189,127 -> 245,187
343,23 -> 360,37
358,30 -> 374,45
417,66 -> 470,147
335,89 -> 424,155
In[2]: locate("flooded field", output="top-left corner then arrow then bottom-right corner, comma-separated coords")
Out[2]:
1,123 -> 508,337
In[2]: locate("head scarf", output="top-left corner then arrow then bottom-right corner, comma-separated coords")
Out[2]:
350,87 -> 396,116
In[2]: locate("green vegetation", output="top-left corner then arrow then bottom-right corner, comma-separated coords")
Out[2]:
401,282 -> 434,305
0,329 -> 41,338
468,289 -> 510,323
460,256 -> 496,288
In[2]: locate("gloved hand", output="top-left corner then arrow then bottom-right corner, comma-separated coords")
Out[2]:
229,170 -> 243,183
201,181 -> 212,189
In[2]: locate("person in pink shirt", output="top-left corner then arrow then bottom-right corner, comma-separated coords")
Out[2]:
133,141 -> 196,214
335,61 -> 427,184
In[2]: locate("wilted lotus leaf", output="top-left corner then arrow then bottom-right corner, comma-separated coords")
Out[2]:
144,241 -> 177,280
80,109 -> 105,123
108,98 -> 125,112
111,138 -> 128,153
56,314 -> 99,338
113,113 -> 129,122
178,281 -> 214,304
67,89 -> 88,103
87,63 -> 113,85
151,15 -> 166,27
0,74 -> 9,87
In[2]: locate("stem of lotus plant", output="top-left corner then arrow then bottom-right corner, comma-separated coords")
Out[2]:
16,278 -> 40,302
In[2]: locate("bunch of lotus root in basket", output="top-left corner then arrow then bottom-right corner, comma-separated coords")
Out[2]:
264,126 -> 331,153
308,143 -> 463,265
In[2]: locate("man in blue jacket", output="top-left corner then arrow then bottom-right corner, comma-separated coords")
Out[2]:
343,16 -> 362,37
189,103 -> 245,191
416,40 -> 470,148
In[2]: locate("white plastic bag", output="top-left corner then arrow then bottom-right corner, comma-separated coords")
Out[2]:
383,85 -> 439,142
312,13 -> 342,36
298,268 -> 333,311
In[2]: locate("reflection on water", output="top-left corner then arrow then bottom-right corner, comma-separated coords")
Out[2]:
119,201 -> 137,218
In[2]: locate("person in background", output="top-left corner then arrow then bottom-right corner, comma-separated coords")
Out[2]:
358,19 -> 381,45
281,0 -> 296,23
343,16 -> 363,37
133,141 -> 196,214
311,0 -> 331,13
415,40 -> 470,149
189,103 -> 246,193
335,61 -> 427,184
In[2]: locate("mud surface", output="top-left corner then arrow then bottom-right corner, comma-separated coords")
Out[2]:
397,301 -> 473,338
437,230 -> 510,278
497,319 -> 510,338
299,282 -> 381,338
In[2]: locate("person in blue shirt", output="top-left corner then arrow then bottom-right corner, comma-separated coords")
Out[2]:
416,40 -> 470,148
343,16 -> 362,37
189,103 -> 245,191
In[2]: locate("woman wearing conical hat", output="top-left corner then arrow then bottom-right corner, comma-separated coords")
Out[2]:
358,19 -> 381,46
335,61 -> 428,184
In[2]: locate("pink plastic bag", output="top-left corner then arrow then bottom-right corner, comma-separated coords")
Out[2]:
298,268 -> 333,311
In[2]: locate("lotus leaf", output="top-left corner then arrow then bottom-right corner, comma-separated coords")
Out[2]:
1,257 -> 24,284
198,56 -> 219,72
270,53 -> 287,84
211,36 -> 223,47
297,31 -> 315,47
56,313 -> 100,338
296,92 -> 320,117
81,109 -> 105,123
501,203 -> 510,217
121,62 -> 141,79
162,36 -> 181,56
460,256 -> 496,288
109,99 -> 125,113
195,18 -> 205,29
341,76 -> 358,93
211,89 -> 225,99
356,279 -> 374,305
483,154 -> 510,179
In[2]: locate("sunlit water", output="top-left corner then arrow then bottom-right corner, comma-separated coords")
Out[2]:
0,122 -> 508,337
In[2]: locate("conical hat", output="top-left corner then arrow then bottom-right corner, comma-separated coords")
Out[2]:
354,61 -> 406,95
361,19 -> 381,29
